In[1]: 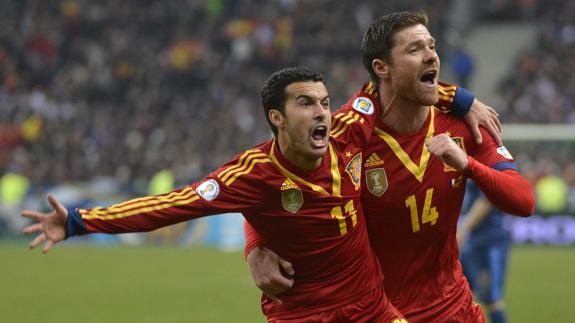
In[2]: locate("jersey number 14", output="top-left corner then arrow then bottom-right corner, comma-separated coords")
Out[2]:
405,188 -> 439,232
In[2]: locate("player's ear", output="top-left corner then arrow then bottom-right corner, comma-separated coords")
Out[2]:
372,58 -> 390,80
269,109 -> 285,129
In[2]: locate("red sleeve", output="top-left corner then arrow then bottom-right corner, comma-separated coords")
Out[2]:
464,156 -> 535,216
244,220 -> 265,259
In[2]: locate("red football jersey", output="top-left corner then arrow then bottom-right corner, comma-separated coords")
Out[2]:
75,83 -> 384,320
361,107 -> 516,321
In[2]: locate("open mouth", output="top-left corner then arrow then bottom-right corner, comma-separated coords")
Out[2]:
420,70 -> 437,87
310,125 -> 328,148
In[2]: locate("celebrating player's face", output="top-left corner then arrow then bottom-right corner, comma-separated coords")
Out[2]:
277,81 -> 331,169
388,24 -> 440,106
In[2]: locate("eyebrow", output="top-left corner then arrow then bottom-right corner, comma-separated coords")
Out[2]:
295,94 -> 330,101
406,37 -> 436,47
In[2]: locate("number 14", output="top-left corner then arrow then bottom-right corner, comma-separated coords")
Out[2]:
405,188 -> 439,232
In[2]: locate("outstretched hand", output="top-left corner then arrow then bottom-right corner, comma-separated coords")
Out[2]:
464,99 -> 502,146
246,246 -> 295,304
21,194 -> 68,253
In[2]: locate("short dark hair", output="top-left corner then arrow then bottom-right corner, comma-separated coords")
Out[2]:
361,10 -> 429,83
261,66 -> 324,137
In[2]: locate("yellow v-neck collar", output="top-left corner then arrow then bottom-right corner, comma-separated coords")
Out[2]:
269,139 -> 342,196
373,108 -> 435,182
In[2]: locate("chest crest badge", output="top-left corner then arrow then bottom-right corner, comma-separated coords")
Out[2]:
345,153 -> 362,190
281,178 -> 303,213
366,168 -> 388,197
444,136 -> 465,172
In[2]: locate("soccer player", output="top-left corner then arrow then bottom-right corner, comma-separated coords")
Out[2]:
245,10 -> 535,323
22,66 -> 408,322
458,181 -> 511,323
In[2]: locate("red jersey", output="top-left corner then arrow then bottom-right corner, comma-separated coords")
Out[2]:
69,83 -> 385,320
361,107 -> 517,322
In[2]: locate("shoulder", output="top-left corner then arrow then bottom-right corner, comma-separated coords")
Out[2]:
433,109 -> 478,151
330,82 -> 381,144
214,140 -> 274,187
336,81 -> 380,116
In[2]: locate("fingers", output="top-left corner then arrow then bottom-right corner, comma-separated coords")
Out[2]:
29,233 -> 46,249
21,210 -> 45,221
491,112 -> 502,132
266,293 -> 283,304
278,258 -> 295,276
486,105 -> 499,117
489,116 -> 503,146
471,124 -> 483,145
47,194 -> 67,215
22,223 -> 44,235
43,240 -> 55,254
481,117 -> 502,146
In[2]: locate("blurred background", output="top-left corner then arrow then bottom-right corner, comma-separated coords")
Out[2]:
0,0 -> 574,322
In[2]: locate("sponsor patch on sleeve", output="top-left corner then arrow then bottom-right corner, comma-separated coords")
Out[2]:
196,179 -> 220,201
352,97 -> 374,115
496,146 -> 514,160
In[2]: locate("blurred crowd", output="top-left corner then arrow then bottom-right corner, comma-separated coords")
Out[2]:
494,0 -> 575,124
0,0 -> 451,189
0,0 -> 574,234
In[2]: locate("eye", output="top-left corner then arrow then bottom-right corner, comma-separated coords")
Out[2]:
321,99 -> 330,109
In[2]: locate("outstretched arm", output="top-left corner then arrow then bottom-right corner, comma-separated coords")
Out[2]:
21,194 -> 68,253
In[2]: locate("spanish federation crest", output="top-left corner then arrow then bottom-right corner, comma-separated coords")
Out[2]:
346,153 -> 362,190
444,136 -> 465,172
366,168 -> 388,197
281,178 -> 303,213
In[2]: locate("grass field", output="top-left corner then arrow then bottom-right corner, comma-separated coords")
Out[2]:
1,242 -> 574,322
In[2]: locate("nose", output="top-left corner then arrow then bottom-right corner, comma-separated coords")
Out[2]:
313,102 -> 328,120
423,47 -> 438,64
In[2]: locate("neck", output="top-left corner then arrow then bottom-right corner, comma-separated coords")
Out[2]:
378,83 -> 430,134
276,136 -> 322,171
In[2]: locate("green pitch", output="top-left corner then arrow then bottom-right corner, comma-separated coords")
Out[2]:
1,243 -> 574,323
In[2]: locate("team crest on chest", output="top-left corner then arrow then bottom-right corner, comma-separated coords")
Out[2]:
281,178 -> 303,213
345,153 -> 362,190
444,136 -> 465,172
366,168 -> 388,197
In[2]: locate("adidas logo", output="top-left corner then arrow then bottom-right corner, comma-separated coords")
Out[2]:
364,153 -> 384,167
281,178 -> 300,191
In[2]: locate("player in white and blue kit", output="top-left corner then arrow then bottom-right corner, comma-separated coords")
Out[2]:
458,180 -> 511,323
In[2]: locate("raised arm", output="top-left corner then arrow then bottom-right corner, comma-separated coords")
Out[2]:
425,133 -> 534,216
436,83 -> 502,146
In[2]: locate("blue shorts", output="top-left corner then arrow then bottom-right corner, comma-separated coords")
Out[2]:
460,238 -> 510,304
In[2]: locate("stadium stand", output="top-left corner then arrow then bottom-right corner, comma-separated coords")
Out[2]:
0,0 -> 573,236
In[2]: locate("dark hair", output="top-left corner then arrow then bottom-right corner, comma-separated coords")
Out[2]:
361,10 -> 429,83
261,66 -> 324,137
